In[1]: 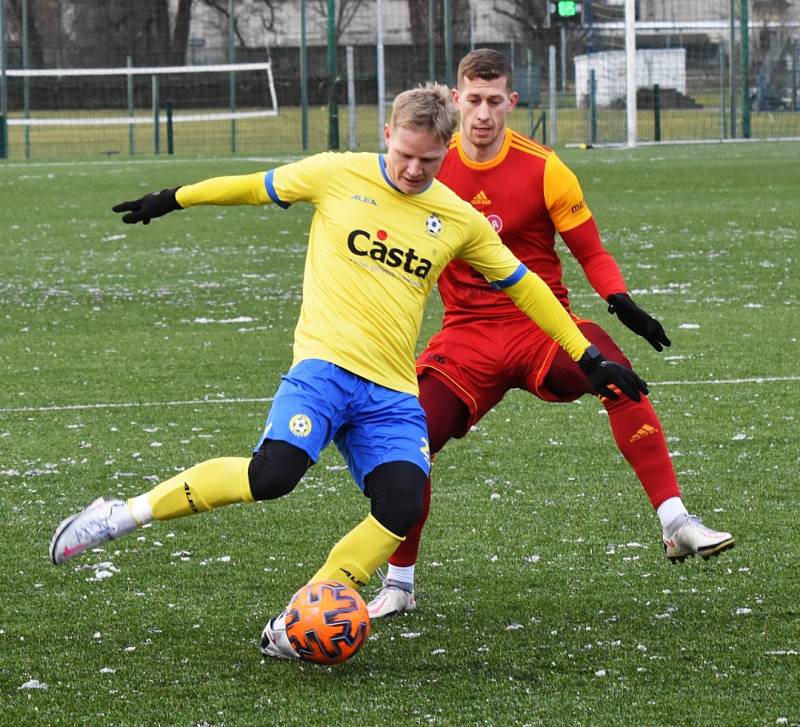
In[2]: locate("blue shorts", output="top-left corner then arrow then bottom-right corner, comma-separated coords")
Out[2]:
254,359 -> 430,491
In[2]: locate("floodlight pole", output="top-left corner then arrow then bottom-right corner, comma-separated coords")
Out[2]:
548,45 -> 557,146
346,45 -> 356,149
22,0 -> 30,159
300,0 -> 308,150
327,0 -> 340,150
624,0 -> 637,147
377,0 -> 386,149
740,0 -> 751,138
729,0 -> 737,139
127,56 -> 135,155
228,0 -> 237,153
0,0 -> 8,159
427,0 -> 435,81
443,0 -> 453,86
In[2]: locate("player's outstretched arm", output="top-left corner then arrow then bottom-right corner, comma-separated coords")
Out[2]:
607,293 -> 671,352
112,173 -> 270,225
557,219 -> 669,352
578,345 -> 649,401
112,188 -> 181,225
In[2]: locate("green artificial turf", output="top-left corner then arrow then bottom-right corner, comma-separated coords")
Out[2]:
1,141 -> 798,725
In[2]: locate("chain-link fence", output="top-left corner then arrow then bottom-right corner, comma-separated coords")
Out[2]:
0,0 -> 798,159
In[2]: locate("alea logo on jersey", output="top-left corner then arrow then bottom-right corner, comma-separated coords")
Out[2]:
347,228 -> 433,279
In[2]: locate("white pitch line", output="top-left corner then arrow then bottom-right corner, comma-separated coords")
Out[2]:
0,375 -> 798,415
0,396 -> 274,414
654,375 -> 800,386
0,156 -> 292,170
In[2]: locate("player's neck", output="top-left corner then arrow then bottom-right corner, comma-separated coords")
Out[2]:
459,127 -> 508,164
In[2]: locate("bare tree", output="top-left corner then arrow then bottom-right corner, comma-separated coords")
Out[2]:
308,0 -> 369,42
408,0 -> 472,49
201,0 -> 368,46
6,0 -> 197,67
493,0 -> 596,52
5,0 -> 56,67
172,0 -> 195,64
492,0 -> 549,43
72,0 -> 195,66
198,0 -> 293,50
7,0 -> 375,70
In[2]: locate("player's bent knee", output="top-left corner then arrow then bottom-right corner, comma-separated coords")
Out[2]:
418,371 -> 470,452
544,328 -> 633,400
248,439 -> 310,501
366,461 -> 427,536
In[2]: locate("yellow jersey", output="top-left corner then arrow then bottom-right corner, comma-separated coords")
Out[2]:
176,152 -> 590,395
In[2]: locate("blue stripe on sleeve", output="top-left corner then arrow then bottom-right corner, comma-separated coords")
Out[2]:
491,263 -> 528,290
264,169 -> 291,209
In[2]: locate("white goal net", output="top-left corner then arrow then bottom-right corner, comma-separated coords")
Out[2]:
5,61 -> 279,157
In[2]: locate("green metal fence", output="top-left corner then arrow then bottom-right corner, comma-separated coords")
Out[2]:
1,0 -> 798,159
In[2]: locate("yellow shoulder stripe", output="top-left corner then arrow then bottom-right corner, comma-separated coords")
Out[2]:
508,131 -> 551,158
509,141 -> 550,161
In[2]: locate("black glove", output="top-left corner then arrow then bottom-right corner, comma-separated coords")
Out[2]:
112,187 -> 181,225
607,293 -> 671,351
578,345 -> 649,402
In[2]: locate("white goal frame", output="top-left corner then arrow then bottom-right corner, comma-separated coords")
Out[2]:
5,61 -> 279,129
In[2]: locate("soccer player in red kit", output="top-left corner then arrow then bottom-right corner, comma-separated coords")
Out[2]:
367,49 -> 734,618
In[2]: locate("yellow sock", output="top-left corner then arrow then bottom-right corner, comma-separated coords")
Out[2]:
309,514 -> 404,590
142,457 -> 253,521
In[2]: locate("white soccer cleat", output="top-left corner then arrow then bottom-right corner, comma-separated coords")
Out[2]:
366,580 -> 417,619
663,513 -> 735,563
260,612 -> 299,660
49,497 -> 137,565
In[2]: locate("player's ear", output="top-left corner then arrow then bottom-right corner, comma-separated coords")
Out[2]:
507,91 -> 520,112
451,87 -> 461,109
383,123 -> 392,146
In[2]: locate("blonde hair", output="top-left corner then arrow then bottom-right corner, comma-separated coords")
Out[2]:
390,83 -> 456,146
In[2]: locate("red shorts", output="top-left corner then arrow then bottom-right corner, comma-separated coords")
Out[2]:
416,314 -> 630,437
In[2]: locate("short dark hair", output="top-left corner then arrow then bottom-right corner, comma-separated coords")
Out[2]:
457,49 -> 513,92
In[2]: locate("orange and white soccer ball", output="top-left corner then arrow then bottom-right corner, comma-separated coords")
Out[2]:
285,581 -> 371,665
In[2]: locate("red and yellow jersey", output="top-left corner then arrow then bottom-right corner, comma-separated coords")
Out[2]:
435,129 -> 626,319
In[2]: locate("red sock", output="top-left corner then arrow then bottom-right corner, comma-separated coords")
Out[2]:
389,475 -> 431,566
604,395 -> 681,509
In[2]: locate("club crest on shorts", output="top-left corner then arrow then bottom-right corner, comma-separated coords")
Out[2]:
425,213 -> 443,237
289,413 -> 312,437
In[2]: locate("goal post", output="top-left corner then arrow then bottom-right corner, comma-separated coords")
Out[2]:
3,60 -> 278,158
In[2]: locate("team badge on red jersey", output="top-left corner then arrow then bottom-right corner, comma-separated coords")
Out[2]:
486,213 -> 503,233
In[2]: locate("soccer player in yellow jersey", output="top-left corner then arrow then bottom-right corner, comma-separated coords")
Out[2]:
49,83 -> 646,661
367,50 -> 735,620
